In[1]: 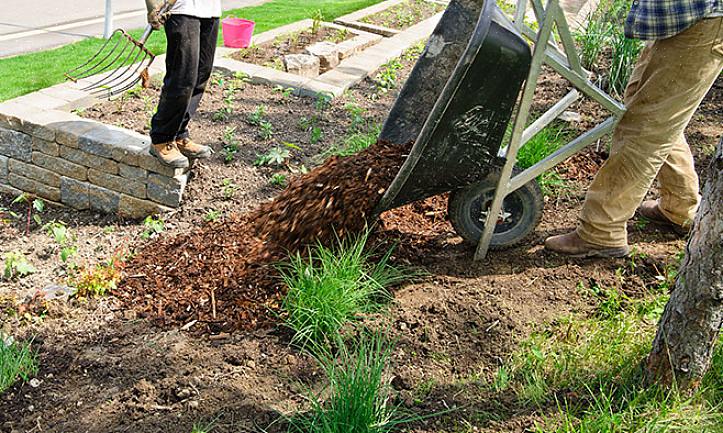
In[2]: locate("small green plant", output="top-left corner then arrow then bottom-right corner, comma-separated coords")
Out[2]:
325,123 -> 381,158
141,215 -> 165,240
315,92 -> 334,114
0,337 -> 38,393
12,194 -> 45,233
190,421 -> 215,433
273,85 -> 295,99
279,231 -> 406,348
221,179 -> 239,199
311,9 -> 325,35
607,29 -> 643,98
68,255 -> 124,297
269,173 -> 288,188
310,125 -> 324,144
222,126 -> 240,163
204,210 -> 221,222
43,221 -> 78,263
373,58 -> 403,93
402,40 -> 426,61
2,252 -> 36,280
298,115 -> 316,131
327,28 -> 349,43
258,120 -> 274,140
344,101 -> 367,132
254,147 -> 291,167
247,104 -> 267,126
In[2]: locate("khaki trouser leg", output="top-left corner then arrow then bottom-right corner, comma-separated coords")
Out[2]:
577,17 -> 723,247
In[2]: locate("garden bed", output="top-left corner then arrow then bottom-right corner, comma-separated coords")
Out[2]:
335,0 -> 446,36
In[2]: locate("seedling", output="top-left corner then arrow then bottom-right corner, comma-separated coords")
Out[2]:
247,105 -> 267,126
344,101 -> 367,131
315,92 -> 333,113
2,252 -> 36,280
311,9 -> 325,35
141,215 -> 165,240
310,125 -> 323,144
298,115 -> 317,131
254,147 -> 291,167
221,179 -> 240,199
68,255 -> 124,297
222,126 -> 240,163
373,58 -> 403,94
12,194 -> 45,233
402,40 -> 426,61
0,338 -> 38,393
327,28 -> 349,43
258,120 -> 274,141
273,85 -> 295,99
269,173 -> 288,188
43,221 -> 78,263
204,210 -> 221,222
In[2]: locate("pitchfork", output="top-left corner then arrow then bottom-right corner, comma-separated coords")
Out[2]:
65,2 -> 172,98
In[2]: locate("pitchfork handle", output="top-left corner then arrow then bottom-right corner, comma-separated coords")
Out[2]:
139,2 -> 173,44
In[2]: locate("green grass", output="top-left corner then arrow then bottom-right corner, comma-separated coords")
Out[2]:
516,125 -> 573,197
278,231 -> 406,349
324,123 -> 382,158
489,289 -> 723,433
0,0 -> 384,102
0,337 -> 38,393
286,332 -> 406,433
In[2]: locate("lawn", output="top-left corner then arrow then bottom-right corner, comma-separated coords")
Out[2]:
0,0 -> 384,102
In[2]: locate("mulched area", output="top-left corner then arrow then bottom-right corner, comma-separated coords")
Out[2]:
119,140 -> 412,333
360,0 -> 446,30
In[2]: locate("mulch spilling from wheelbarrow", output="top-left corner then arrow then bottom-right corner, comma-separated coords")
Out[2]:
118,140 -> 412,333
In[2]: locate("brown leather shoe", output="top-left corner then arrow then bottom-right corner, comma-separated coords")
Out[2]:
544,231 -> 630,258
176,138 -> 212,159
637,200 -> 689,236
149,141 -> 189,168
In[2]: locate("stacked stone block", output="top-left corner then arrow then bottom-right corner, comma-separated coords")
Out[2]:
0,107 -> 185,218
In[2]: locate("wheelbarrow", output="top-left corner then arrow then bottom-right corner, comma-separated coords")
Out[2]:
374,0 -> 625,260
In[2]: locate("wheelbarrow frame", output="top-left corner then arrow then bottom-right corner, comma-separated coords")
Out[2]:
376,0 -> 625,260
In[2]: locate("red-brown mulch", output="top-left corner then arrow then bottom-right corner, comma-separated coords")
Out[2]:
117,140 -> 412,333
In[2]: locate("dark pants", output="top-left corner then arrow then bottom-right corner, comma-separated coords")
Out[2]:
150,14 -> 219,144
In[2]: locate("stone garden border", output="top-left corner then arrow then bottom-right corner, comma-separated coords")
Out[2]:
334,0 -> 448,37
214,13 -> 442,98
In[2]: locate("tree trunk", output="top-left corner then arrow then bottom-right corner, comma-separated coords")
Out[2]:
646,138 -> 723,391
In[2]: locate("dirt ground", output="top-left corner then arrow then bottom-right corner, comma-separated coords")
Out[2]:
0,43 -> 720,432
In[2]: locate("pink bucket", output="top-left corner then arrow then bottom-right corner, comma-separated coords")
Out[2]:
222,18 -> 255,48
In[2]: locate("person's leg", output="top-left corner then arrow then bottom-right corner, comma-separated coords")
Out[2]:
546,17 -> 723,256
655,133 -> 699,227
150,15 -> 201,145
176,17 -> 219,141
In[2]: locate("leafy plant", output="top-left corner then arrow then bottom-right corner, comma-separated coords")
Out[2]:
310,125 -> 324,144
141,215 -> 165,240
269,173 -> 288,188
311,9 -> 325,35
204,210 -> 221,222
315,92 -> 333,113
373,58 -> 403,93
254,147 -> 291,167
68,255 -> 124,297
221,179 -> 239,199
222,126 -> 240,163
0,337 -> 38,393
344,101 -> 367,132
258,120 -> 274,141
43,221 -> 77,263
273,85 -> 295,99
279,231 -> 406,348
325,123 -> 381,158
247,105 -> 268,126
2,252 -> 36,280
12,194 -> 45,233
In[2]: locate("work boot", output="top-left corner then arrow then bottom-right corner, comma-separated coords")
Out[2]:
544,231 -> 630,258
637,200 -> 689,236
149,141 -> 189,168
176,138 -> 212,159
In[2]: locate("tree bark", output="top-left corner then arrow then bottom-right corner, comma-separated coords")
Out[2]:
646,138 -> 723,392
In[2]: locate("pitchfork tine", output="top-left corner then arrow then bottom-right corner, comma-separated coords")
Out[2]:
93,52 -> 153,97
82,41 -> 145,91
65,29 -> 124,81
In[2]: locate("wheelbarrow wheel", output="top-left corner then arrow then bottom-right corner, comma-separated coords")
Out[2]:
448,171 -> 543,249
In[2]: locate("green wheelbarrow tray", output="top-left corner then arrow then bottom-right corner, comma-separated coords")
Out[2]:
374,0 -> 544,249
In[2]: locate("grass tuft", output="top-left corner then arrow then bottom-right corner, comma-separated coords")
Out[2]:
324,124 -> 382,158
286,332 -> 405,433
279,231 -> 407,348
0,337 -> 38,394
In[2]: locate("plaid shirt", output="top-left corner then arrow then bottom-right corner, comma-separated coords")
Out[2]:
625,0 -> 723,40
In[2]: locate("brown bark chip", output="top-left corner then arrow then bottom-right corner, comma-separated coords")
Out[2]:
118,140 -> 411,332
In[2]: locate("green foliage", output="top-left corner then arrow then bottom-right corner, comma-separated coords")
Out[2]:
0,337 -> 38,394
247,105 -> 268,126
258,120 -> 275,141
516,125 -> 570,170
360,0 -> 445,30
269,173 -> 288,188
141,215 -> 165,240
373,59 -> 403,93
254,147 -> 291,167
68,255 -> 123,297
43,221 -> 78,263
279,232 -> 406,348
315,92 -> 334,113
607,30 -> 644,98
310,125 -> 324,144
2,252 -> 36,280
222,126 -> 240,163
286,333 -> 408,433
311,9 -> 326,35
273,85 -> 295,99
325,124 -> 382,158
221,179 -> 240,199
204,210 -> 221,222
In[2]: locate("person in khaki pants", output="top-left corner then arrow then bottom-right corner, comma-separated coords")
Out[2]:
545,0 -> 723,257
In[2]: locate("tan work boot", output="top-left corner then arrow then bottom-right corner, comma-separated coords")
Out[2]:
544,231 -> 630,258
637,200 -> 689,236
176,137 -> 212,159
149,141 -> 189,168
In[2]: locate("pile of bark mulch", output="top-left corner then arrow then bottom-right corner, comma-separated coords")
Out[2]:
117,140 -> 412,332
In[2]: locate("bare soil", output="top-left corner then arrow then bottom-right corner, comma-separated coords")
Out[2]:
0,42 -> 720,433
230,26 -> 352,72
360,0 -> 446,30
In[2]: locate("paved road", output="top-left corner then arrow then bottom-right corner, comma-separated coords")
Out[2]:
0,0 -> 267,58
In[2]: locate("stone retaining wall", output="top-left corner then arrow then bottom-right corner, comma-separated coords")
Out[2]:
0,101 -> 184,218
